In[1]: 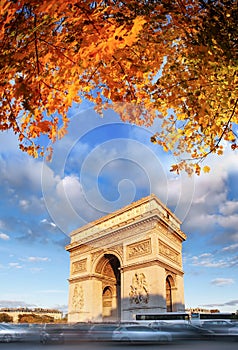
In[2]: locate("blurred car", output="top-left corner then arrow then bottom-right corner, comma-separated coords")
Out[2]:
87,323 -> 119,341
0,323 -> 27,343
15,323 -> 42,342
149,322 -> 214,341
200,320 -> 234,335
40,324 -> 64,344
112,324 -> 172,343
61,322 -> 93,343
228,324 -> 238,340
200,320 -> 238,341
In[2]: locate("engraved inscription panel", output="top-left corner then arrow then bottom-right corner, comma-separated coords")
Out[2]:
127,239 -> 151,260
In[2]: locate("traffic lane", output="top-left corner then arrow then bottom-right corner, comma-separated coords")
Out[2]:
1,340 -> 238,350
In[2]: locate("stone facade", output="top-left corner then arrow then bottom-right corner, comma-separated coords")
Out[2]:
66,194 -> 186,323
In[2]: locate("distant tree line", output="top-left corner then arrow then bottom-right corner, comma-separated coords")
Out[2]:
18,313 -> 55,323
0,313 -> 13,323
0,307 -> 61,313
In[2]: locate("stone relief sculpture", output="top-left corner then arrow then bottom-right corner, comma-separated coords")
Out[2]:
72,284 -> 84,311
127,239 -> 151,259
129,272 -> 149,304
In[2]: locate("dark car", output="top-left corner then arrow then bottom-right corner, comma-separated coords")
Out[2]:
40,324 -> 64,345
149,322 -> 214,341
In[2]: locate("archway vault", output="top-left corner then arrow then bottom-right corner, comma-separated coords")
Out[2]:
94,253 -> 121,321
95,253 -> 121,280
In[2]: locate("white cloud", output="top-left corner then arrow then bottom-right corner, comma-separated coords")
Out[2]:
0,232 -> 10,240
200,300 -> 238,308
216,214 -> 238,229
9,262 -> 23,269
199,253 -> 212,258
29,267 -> 43,273
211,278 -> 235,286
219,201 -> 238,216
188,251 -> 238,269
40,219 -> 57,228
19,199 -> 30,210
0,300 -> 37,308
27,257 -> 50,262
181,150 -> 238,252
222,243 -> 238,252
190,254 -> 228,268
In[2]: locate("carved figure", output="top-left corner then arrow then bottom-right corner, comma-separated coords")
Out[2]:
129,273 -> 149,304
72,284 -> 84,311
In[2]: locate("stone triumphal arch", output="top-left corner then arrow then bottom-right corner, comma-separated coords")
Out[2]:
66,194 -> 186,323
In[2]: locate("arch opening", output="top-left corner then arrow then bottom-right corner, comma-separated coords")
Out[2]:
166,275 -> 174,312
95,254 -> 121,321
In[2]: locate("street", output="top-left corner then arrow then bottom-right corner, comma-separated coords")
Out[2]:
1,340 -> 237,350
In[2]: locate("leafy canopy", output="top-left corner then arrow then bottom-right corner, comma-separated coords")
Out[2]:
0,0 -> 237,174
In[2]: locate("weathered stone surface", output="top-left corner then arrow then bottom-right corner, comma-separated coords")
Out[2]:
66,194 -> 186,323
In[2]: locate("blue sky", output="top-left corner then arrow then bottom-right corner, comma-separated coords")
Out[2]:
0,102 -> 238,315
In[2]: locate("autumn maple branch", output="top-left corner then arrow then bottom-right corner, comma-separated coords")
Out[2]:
38,38 -> 76,64
192,98 -> 238,163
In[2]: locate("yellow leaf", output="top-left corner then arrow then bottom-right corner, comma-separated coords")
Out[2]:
203,166 -> 210,173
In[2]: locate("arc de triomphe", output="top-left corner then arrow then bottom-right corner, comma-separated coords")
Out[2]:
66,194 -> 186,323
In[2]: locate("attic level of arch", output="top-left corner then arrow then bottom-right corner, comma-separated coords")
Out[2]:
68,194 -> 186,246
66,213 -> 185,256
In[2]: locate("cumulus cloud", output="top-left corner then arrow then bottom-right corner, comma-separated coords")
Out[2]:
0,300 -> 37,308
211,278 -> 235,286
219,201 -> 238,216
192,258 -> 227,268
0,232 -> 10,240
9,262 -> 23,269
187,251 -> 238,269
222,243 -> 238,252
26,256 -> 50,262
179,149 -> 238,260
201,300 -> 238,308
40,219 -> 57,228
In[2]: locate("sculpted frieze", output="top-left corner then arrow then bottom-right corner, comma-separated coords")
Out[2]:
155,223 -> 181,246
159,240 -> 181,265
72,258 -> 87,274
127,239 -> 152,260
